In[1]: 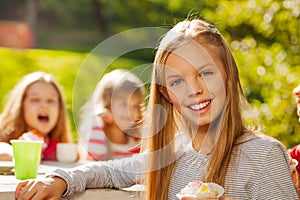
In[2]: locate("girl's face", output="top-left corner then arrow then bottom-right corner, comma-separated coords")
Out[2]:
111,92 -> 143,131
163,41 -> 227,130
23,81 -> 60,135
293,85 -> 300,119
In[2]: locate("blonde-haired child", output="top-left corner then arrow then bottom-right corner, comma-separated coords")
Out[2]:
0,71 -> 73,161
15,19 -> 297,200
78,69 -> 145,160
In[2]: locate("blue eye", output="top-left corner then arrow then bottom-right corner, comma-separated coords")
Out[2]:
170,79 -> 184,86
201,71 -> 213,77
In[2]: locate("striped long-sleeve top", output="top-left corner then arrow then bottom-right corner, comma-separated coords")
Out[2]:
48,133 -> 298,199
80,116 -> 140,161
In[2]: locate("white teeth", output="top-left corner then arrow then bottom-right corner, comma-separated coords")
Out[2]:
189,100 -> 211,110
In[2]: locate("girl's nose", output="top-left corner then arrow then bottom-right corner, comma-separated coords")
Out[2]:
188,77 -> 204,96
39,99 -> 48,107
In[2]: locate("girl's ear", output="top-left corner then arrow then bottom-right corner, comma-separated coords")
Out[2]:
99,111 -> 114,125
159,86 -> 172,103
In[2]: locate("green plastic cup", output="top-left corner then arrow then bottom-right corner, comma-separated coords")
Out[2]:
10,140 -> 43,180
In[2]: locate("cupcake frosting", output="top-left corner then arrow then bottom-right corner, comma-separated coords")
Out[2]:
177,180 -> 224,199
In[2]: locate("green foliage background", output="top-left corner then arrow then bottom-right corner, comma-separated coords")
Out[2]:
200,0 -> 300,147
0,0 -> 299,147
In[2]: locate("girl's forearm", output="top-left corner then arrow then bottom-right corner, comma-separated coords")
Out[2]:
46,154 -> 145,197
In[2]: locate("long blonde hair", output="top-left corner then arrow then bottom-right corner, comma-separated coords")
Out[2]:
145,19 -> 252,200
0,71 -> 72,143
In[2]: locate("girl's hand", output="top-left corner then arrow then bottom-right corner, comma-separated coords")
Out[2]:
15,177 -> 67,200
220,196 -> 234,200
181,195 -> 233,200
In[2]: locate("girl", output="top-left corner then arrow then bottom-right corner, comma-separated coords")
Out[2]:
287,84 -> 300,197
288,84 -> 300,172
0,71 -> 73,161
78,69 -> 145,160
15,19 -> 297,200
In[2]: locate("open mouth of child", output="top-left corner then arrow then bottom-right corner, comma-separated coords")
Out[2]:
38,115 -> 49,123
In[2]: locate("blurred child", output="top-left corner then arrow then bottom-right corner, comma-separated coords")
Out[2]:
78,69 -> 145,160
0,71 -> 73,161
287,84 -> 300,197
288,84 -> 300,172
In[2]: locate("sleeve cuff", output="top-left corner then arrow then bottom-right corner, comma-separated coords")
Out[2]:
45,169 -> 74,197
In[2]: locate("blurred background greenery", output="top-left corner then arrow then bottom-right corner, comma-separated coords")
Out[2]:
0,0 -> 299,147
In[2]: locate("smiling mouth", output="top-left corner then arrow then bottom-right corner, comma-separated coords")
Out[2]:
188,99 -> 212,111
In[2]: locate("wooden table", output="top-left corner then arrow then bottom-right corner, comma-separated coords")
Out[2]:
0,161 -> 142,200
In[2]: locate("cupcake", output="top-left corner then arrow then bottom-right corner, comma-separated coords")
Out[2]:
176,180 -> 224,199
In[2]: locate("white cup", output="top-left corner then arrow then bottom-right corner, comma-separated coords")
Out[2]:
56,143 -> 78,163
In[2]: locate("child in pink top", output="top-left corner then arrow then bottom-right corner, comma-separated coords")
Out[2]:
288,85 -> 300,173
287,84 -> 300,197
0,71 -> 73,161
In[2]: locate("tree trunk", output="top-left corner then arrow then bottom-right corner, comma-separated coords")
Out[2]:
25,0 -> 37,46
92,0 -> 109,37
